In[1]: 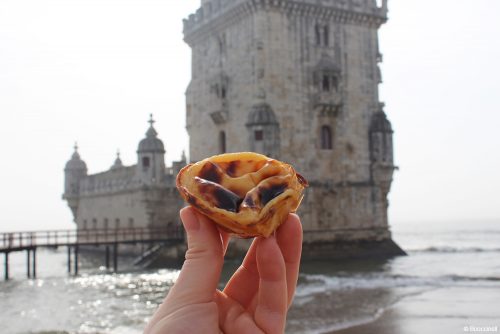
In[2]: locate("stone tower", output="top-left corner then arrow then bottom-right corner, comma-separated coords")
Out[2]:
136,114 -> 167,185
63,143 -> 87,221
183,0 -> 404,257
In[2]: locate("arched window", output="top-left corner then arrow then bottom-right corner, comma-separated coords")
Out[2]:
321,125 -> 333,150
219,131 -> 226,153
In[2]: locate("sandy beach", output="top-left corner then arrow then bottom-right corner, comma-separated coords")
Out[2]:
330,286 -> 500,334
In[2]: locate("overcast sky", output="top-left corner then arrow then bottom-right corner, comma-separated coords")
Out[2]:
0,0 -> 499,232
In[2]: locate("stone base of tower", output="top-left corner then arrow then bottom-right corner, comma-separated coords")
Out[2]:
301,238 -> 406,261
223,229 -> 406,261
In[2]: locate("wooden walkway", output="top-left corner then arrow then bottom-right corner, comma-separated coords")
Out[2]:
0,227 -> 184,280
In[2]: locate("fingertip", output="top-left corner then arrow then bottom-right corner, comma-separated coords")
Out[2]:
277,214 -> 303,242
180,206 -> 200,231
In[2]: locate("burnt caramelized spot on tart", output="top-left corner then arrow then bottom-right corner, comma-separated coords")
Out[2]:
176,152 -> 308,238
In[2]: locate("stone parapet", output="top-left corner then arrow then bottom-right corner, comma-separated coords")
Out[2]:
184,0 -> 387,44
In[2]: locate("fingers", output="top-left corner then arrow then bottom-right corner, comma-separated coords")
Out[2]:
254,235 -> 287,334
163,207 -> 224,310
215,291 -> 265,334
217,227 -> 230,255
222,238 -> 259,307
224,214 -> 303,311
276,214 -> 302,307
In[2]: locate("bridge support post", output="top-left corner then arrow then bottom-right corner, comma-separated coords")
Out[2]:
4,252 -> 9,281
74,245 -> 79,276
113,244 -> 118,273
27,249 -> 31,278
32,247 -> 37,279
105,246 -> 110,270
67,246 -> 72,274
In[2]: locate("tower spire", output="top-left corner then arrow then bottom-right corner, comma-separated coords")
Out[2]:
148,114 -> 155,127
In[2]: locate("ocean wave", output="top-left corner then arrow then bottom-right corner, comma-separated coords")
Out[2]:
406,246 -> 500,254
295,272 -> 500,297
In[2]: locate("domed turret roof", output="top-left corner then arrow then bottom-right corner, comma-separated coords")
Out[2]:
315,54 -> 341,73
137,114 -> 166,154
111,150 -> 123,170
370,110 -> 393,133
246,103 -> 278,126
65,143 -> 87,171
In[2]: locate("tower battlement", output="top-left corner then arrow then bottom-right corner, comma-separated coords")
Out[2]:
184,0 -> 387,41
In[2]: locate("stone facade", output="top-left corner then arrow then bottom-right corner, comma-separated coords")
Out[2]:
183,0 -> 401,248
63,116 -> 186,233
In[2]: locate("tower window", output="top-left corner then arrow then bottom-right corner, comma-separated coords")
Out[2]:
142,157 -> 150,168
314,24 -> 329,47
219,131 -> 226,153
254,130 -> 263,141
321,74 -> 338,92
315,25 -> 321,45
321,125 -> 333,150
324,25 -> 329,46
322,75 -> 330,92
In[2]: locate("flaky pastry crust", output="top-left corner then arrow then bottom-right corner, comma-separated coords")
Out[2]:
176,152 -> 308,237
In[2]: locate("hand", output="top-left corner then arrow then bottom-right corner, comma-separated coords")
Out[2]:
144,206 -> 303,334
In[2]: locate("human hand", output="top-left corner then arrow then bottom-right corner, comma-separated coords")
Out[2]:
144,206 -> 303,334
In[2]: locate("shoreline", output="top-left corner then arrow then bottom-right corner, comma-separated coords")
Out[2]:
324,286 -> 500,334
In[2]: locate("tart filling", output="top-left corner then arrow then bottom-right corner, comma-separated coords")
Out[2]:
176,152 -> 308,237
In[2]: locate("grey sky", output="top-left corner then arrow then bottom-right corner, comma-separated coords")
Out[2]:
0,0 -> 499,232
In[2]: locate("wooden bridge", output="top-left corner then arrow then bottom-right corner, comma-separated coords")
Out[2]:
0,227 -> 185,280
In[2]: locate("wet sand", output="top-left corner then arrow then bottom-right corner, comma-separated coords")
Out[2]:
329,287 -> 500,334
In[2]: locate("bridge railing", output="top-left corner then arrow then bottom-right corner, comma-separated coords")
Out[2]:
0,226 -> 185,251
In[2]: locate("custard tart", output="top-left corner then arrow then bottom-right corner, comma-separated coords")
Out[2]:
176,152 -> 307,237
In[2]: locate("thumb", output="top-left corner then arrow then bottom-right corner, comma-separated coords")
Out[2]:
165,206 -> 224,308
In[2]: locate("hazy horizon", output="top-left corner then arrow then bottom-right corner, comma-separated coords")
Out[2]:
1,0 -> 499,232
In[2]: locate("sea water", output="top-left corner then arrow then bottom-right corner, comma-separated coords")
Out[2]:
1,220 -> 499,334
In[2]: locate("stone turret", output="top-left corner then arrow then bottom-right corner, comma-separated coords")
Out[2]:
111,150 -> 123,170
63,143 -> 87,221
246,101 -> 280,158
136,114 -> 166,185
370,104 -> 396,195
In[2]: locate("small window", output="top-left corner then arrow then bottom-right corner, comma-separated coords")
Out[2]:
115,218 -> 120,229
219,131 -> 226,153
322,75 -> 330,92
104,218 -> 109,230
315,24 -> 321,45
142,157 -> 150,168
128,218 -> 134,229
323,25 -> 329,46
83,220 -> 88,230
321,125 -> 333,150
254,130 -> 264,141
221,85 -> 226,99
218,34 -> 227,55
331,76 -> 338,91
92,218 -> 97,230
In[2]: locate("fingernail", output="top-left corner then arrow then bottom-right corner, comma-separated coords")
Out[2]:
180,207 -> 200,232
